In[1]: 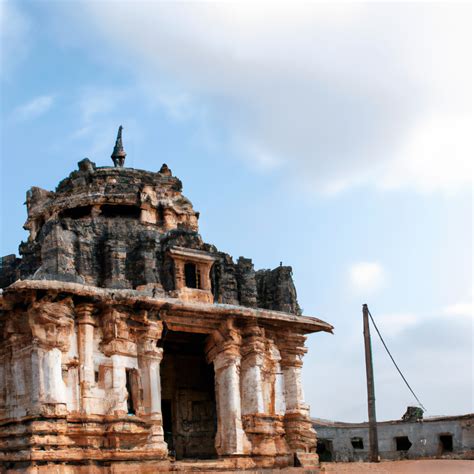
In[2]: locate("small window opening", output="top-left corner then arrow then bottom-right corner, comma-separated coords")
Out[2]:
351,437 -> 364,449
185,262 -> 200,289
101,204 -> 141,219
440,434 -> 453,452
94,371 -> 99,383
125,369 -> 136,415
157,204 -> 165,224
60,205 -> 92,219
395,436 -> 412,451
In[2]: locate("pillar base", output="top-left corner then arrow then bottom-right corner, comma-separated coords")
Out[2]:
242,413 -> 289,460
295,451 -> 320,468
284,411 -> 317,453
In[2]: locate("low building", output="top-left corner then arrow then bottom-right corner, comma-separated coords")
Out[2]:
314,412 -> 474,462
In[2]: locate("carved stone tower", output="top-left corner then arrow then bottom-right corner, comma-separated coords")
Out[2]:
0,131 -> 333,472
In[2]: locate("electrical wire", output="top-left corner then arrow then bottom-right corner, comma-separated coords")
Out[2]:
367,307 -> 427,412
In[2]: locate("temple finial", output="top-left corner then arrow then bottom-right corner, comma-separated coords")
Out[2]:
111,125 -> 126,167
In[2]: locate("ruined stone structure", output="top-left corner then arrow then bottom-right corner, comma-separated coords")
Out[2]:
314,413 -> 474,462
0,130 -> 333,472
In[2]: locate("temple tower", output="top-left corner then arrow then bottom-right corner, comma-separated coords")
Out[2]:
0,129 -> 333,472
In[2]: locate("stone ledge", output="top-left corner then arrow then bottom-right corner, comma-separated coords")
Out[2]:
2,280 -> 333,335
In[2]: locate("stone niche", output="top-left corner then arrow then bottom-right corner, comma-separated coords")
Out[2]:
168,246 -> 216,303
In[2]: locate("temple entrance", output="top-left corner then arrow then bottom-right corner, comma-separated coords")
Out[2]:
160,330 -> 217,460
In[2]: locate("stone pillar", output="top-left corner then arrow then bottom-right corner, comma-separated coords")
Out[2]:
100,308 -> 136,416
240,323 -> 289,467
137,320 -> 167,455
28,300 -> 74,416
206,320 -> 250,456
104,238 -> 129,289
42,347 -> 67,404
279,334 -> 317,457
76,303 -> 96,414
140,239 -> 161,288
240,324 -> 265,416
270,342 -> 286,417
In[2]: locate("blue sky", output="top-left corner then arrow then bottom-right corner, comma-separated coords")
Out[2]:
1,1 -> 472,422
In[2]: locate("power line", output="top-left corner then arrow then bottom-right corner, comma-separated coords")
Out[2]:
367,307 -> 427,412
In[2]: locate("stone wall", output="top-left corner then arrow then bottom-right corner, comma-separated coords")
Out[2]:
314,415 -> 474,462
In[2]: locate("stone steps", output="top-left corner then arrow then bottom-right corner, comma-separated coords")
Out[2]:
295,452 -> 320,468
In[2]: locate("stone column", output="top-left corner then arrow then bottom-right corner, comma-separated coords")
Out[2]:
240,323 -> 265,416
76,303 -> 96,414
137,320 -> 167,455
28,300 -> 74,416
240,323 -> 289,466
100,308 -> 135,416
206,320 -> 250,456
269,342 -> 286,417
140,239 -> 161,288
279,333 -> 317,456
104,238 -> 129,289
42,347 -> 67,405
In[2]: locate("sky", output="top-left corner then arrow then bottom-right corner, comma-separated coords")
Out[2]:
0,0 -> 472,422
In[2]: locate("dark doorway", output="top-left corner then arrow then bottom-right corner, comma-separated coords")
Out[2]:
125,368 -> 138,415
184,263 -> 199,289
439,434 -> 453,453
317,438 -> 333,462
395,436 -> 412,451
162,399 -> 173,452
160,331 -> 217,459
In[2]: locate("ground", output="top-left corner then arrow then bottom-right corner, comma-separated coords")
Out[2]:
320,460 -> 473,473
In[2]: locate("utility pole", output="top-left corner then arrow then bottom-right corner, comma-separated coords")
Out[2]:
363,304 -> 379,462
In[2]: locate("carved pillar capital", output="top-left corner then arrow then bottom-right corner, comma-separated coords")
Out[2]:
28,299 -> 74,351
240,320 -> 266,363
205,318 -> 242,365
277,333 -> 307,369
137,320 -> 163,360
76,303 -> 96,326
99,307 -> 136,356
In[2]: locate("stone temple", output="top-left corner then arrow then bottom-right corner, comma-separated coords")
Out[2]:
0,128 -> 333,472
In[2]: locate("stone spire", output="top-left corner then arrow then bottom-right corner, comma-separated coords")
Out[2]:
111,125 -> 126,167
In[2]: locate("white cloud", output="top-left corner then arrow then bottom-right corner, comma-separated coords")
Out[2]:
12,95 -> 55,121
375,312 -> 419,337
67,1 -> 471,195
379,114 -> 473,194
443,301 -> 473,318
369,299 -> 472,338
0,1 -> 30,78
349,261 -> 386,294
